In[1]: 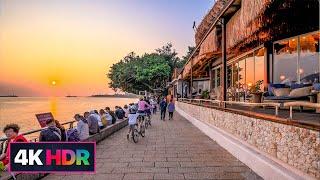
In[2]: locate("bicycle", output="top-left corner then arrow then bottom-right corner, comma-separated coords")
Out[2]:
128,119 -> 144,143
137,115 -> 146,137
145,113 -> 151,129
129,123 -> 140,143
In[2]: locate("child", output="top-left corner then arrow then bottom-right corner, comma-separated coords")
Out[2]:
127,108 -> 139,139
168,99 -> 175,120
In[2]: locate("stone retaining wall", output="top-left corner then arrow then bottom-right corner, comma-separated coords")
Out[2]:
1,119 -> 128,180
176,101 -> 320,179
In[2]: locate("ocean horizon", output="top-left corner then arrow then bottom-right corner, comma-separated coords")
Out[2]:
0,97 -> 137,139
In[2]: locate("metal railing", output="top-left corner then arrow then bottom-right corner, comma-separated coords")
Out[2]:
0,120 -> 76,142
0,120 -> 76,154
179,98 -> 281,116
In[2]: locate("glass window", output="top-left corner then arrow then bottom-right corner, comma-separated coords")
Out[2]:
246,53 -> 254,88
216,68 -> 221,87
254,48 -> 265,90
212,69 -> 216,88
299,32 -> 320,83
227,65 -> 232,88
232,63 -> 239,88
274,38 -> 298,83
238,58 -> 246,90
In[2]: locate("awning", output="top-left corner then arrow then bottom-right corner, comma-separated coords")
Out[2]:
199,27 -> 219,57
182,60 -> 192,78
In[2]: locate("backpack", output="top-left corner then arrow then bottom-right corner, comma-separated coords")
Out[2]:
66,128 -> 80,142
40,127 -> 62,142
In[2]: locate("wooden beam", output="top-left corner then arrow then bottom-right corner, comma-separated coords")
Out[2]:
221,18 -> 227,103
190,58 -> 193,94
264,42 -> 272,90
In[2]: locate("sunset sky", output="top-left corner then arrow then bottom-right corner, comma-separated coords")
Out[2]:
0,0 -> 213,96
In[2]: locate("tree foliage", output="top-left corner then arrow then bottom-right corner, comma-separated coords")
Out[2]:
107,43 -> 193,93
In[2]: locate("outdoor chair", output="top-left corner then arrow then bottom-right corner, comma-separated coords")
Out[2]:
262,83 -> 314,103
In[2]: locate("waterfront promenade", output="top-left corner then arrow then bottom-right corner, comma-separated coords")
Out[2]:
46,113 -> 261,180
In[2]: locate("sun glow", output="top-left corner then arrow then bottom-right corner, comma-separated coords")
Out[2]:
51,81 -> 57,86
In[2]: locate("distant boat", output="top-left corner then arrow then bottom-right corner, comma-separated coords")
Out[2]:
0,90 -> 18,97
66,95 -> 77,97
0,95 -> 18,97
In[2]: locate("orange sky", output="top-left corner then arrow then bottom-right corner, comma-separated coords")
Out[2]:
0,0 -> 212,96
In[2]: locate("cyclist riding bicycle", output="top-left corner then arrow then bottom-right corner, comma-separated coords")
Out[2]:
127,108 -> 139,139
144,97 -> 152,118
137,97 -> 152,121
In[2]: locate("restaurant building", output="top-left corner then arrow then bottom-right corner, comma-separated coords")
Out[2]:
173,0 -> 319,179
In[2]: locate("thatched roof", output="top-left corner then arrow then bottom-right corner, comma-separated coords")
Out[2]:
182,60 -> 192,78
195,0 -> 229,45
172,68 -> 183,80
180,0 -> 319,80
199,27 -> 220,57
226,0 -> 319,54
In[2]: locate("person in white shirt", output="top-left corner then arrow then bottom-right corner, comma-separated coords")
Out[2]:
126,108 -> 139,139
105,111 -> 113,126
150,98 -> 157,114
74,114 -> 89,141
123,105 -> 129,118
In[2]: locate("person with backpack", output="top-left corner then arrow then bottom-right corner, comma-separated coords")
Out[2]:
39,119 -> 62,142
54,120 -> 66,141
74,114 -> 89,141
115,106 -> 125,121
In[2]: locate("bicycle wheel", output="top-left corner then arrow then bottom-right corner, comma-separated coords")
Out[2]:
132,129 -> 139,143
140,125 -> 145,137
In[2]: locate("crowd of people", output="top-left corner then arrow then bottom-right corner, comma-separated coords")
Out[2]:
0,105 -> 127,171
0,95 -> 176,172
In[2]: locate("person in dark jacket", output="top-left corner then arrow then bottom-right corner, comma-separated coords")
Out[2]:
39,119 -> 62,142
54,120 -> 66,141
115,106 -> 125,120
159,98 -> 167,121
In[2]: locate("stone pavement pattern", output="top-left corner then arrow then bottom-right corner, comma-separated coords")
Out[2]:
45,113 -> 261,180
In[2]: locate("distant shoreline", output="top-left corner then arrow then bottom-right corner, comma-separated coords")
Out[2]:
90,94 -> 139,98
0,95 -> 138,98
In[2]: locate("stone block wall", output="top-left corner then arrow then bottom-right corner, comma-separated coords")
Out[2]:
177,101 -> 320,178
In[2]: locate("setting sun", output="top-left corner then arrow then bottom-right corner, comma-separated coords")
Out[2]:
51,81 -> 56,86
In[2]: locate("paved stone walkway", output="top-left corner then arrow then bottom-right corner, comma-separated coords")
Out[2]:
46,113 -> 261,180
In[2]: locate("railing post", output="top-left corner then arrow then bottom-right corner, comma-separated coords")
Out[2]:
69,122 -> 74,129
289,106 -> 293,119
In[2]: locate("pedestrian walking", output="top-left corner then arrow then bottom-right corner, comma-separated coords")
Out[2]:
168,99 -> 175,120
159,98 -> 167,120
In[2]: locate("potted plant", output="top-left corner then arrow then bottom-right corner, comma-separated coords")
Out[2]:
249,80 -> 263,103
201,90 -> 210,99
